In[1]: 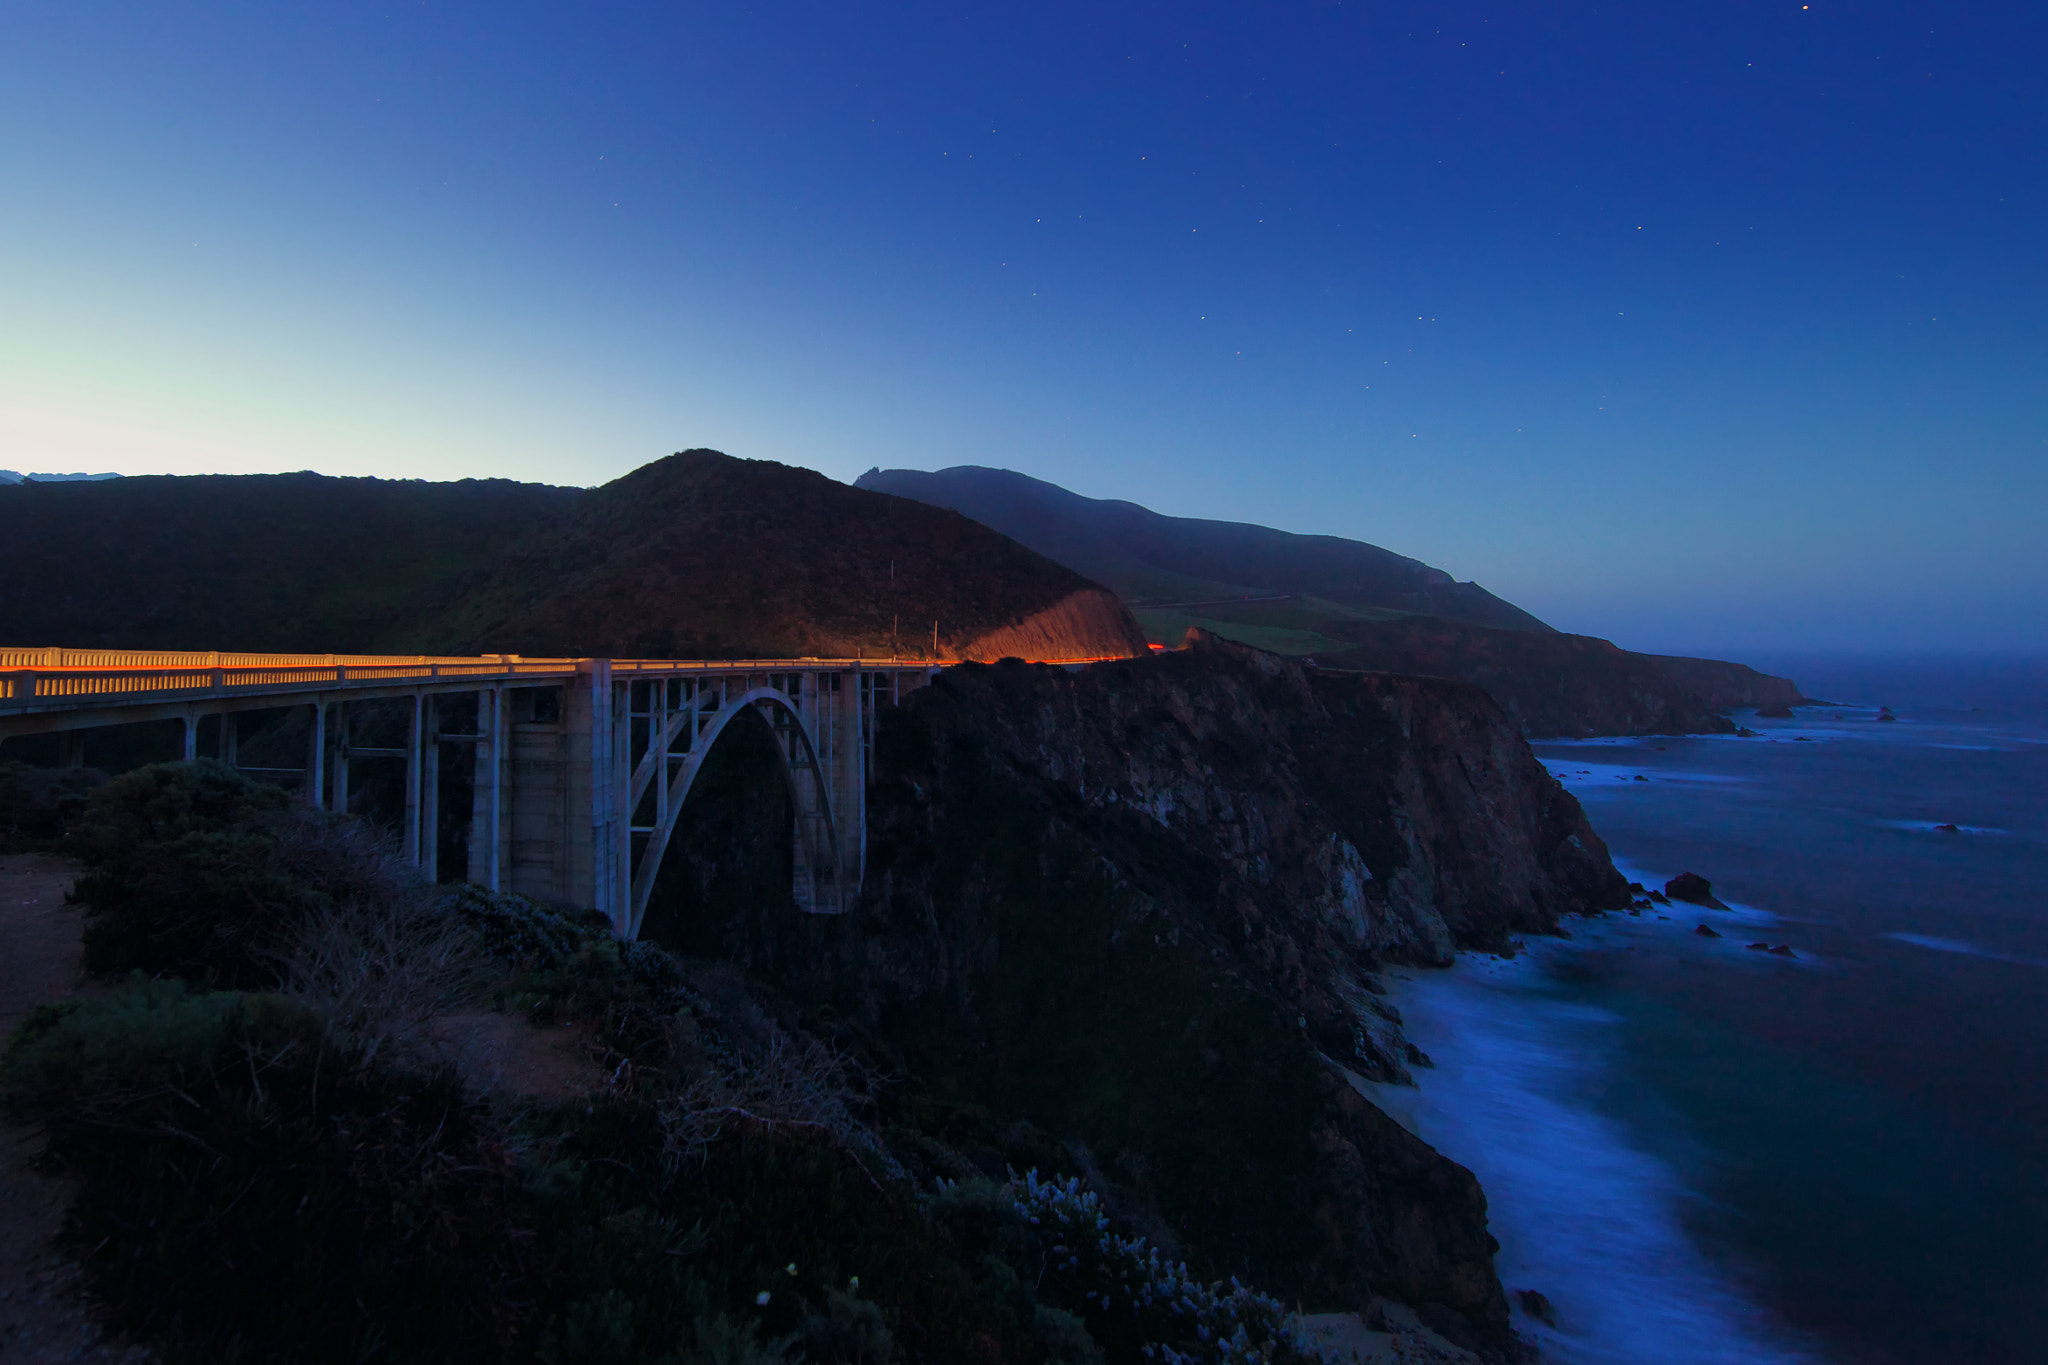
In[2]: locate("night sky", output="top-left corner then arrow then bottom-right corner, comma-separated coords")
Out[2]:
3,2 -> 2041,653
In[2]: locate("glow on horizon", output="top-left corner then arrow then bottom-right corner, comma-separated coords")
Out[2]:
2,1 -> 2042,655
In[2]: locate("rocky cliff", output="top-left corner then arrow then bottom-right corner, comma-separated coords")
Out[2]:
1645,654 -> 1812,711
1316,617 -> 1753,738
655,634 -> 1629,1354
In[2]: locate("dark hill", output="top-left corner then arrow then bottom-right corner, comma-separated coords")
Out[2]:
396,451 -> 1146,660
0,472 -> 578,652
855,464 -> 1550,631
0,452 -> 1146,662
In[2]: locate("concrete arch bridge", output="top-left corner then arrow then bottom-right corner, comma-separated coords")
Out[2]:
0,648 -> 947,937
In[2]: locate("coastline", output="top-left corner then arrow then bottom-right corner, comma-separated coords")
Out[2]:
1369,685 -> 2048,1365
1353,878 -> 1822,1365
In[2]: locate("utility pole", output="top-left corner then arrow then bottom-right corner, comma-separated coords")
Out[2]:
932,620 -> 938,660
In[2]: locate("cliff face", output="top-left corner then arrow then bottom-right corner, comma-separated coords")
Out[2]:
1317,617 -> 1751,738
701,635 -> 1627,1353
1646,654 -> 1811,710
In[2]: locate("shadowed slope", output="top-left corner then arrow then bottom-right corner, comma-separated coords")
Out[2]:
856,464 -> 1549,632
397,450 -> 1148,661
0,473 -> 576,652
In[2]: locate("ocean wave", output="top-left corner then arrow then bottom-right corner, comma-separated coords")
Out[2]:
1883,933 -> 2048,969
1543,761 -> 1747,787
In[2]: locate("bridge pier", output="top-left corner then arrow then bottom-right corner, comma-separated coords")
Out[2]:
306,702 -> 324,806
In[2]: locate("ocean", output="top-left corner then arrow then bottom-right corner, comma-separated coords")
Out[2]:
1365,655 -> 2048,1365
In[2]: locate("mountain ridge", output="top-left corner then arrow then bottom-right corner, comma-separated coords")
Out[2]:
856,463 -> 1809,735
856,464 -> 1550,632
0,452 -> 1147,663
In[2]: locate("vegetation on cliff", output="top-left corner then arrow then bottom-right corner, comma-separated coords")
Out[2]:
4,762 -> 1328,1364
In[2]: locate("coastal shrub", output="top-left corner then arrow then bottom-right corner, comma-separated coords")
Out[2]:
17,760 -> 1333,1365
928,1173 -> 1316,1365
0,757 -> 104,850
67,760 -> 423,987
2,979 -> 524,1364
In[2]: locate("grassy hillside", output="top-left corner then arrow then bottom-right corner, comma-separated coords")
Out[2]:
855,464 -> 1551,632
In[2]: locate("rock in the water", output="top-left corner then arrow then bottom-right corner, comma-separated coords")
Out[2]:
1516,1289 -> 1558,1326
1769,944 -> 1797,957
1877,707 -> 1898,723
1695,924 -> 1721,938
1757,703 -> 1794,719
1747,942 -> 1772,951
1665,872 -> 1730,910
1935,823 -> 1960,833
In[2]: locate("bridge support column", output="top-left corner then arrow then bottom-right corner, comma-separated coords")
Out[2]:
421,696 -> 440,879
403,693 -> 423,867
181,710 -> 197,763
833,667 -> 865,904
331,704 -> 350,815
466,688 -> 507,892
560,661 -> 626,932
306,702 -> 325,807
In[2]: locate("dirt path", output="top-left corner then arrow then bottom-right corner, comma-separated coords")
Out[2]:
0,853 -> 146,1365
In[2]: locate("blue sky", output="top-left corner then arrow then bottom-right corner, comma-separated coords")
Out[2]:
3,1 -> 2042,654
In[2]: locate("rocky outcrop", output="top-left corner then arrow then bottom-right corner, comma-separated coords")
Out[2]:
1316,617 -> 1740,738
1665,873 -> 1729,910
1644,655 -> 1810,711
700,634 -> 1628,1355
955,587 -> 1150,661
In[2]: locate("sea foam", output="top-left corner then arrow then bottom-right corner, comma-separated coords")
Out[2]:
1365,927 -> 1822,1364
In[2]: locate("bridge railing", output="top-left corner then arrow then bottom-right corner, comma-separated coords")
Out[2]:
0,654 -> 587,712
0,648 -> 1116,714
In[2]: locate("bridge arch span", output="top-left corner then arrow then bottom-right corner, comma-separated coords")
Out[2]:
626,685 -> 844,939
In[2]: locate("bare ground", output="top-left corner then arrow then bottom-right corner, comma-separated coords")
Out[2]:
0,854 -> 147,1365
